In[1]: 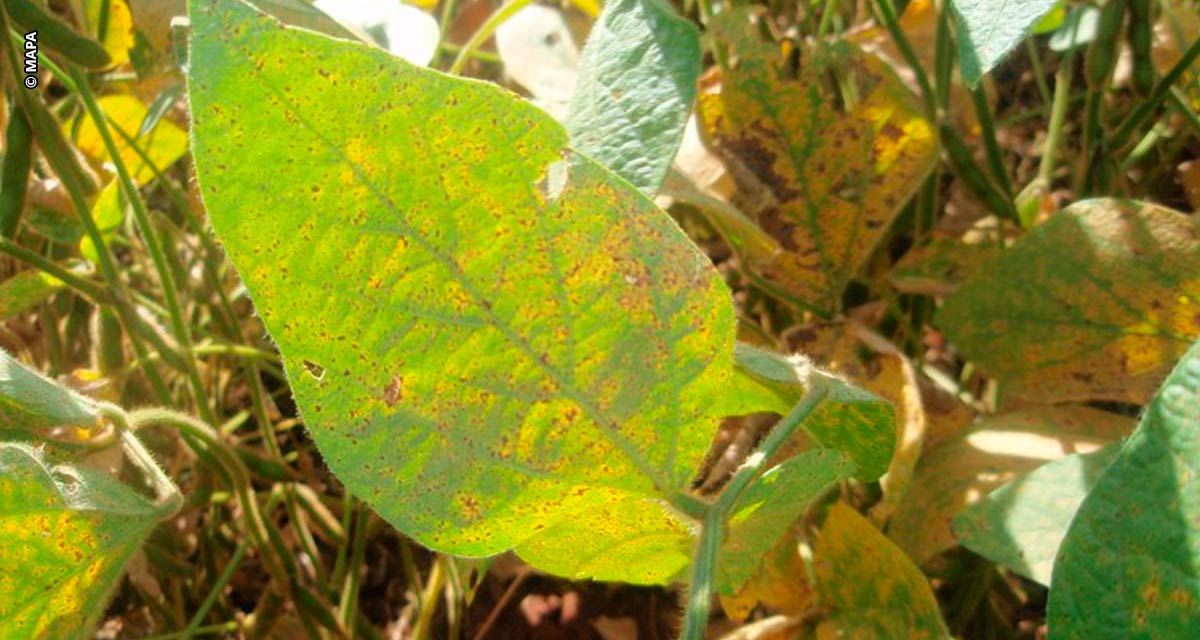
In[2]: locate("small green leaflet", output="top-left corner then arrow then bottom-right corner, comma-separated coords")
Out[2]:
566,0 -> 701,195
951,0 -> 1060,87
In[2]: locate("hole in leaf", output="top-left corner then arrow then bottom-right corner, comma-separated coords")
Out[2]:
301,359 -> 326,380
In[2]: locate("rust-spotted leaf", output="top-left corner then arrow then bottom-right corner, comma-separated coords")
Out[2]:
0,443 -> 162,638
814,504 -> 950,639
1049,338 -> 1200,636
937,199 -> 1200,404
697,9 -> 936,312
187,0 -> 735,580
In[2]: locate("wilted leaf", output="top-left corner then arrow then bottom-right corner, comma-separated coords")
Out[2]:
1049,339 -> 1200,636
937,199 -> 1200,404
953,442 -> 1120,586
567,0 -> 700,195
698,10 -> 936,312
814,504 -> 950,639
188,0 -> 736,581
889,405 -> 1133,564
0,443 -> 162,638
72,95 -> 188,184
950,0 -> 1059,87
0,349 -> 100,431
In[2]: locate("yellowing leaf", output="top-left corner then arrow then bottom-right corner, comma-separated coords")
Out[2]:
888,405 -> 1133,564
814,504 -> 950,639
72,95 -> 188,184
188,0 -> 736,582
84,0 -> 136,67
0,443 -> 161,638
698,10 -> 936,312
937,199 -> 1200,404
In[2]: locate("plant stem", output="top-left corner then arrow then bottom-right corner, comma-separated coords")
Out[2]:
1110,36 -> 1200,151
679,381 -> 831,640
0,237 -> 110,302
873,0 -> 936,117
69,65 -> 216,425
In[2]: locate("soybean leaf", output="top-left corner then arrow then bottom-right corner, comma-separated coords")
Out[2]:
889,406 -> 1133,564
0,443 -> 161,638
697,10 -> 936,312
937,199 -> 1200,404
71,94 -> 188,184
0,349 -> 100,431
953,443 -> 1120,586
515,447 -> 853,589
814,504 -> 951,639
716,448 -> 853,593
1049,339 -> 1200,636
566,0 -> 700,195
725,343 -> 895,481
188,0 -> 736,579
0,263 -> 88,320
951,0 -> 1060,87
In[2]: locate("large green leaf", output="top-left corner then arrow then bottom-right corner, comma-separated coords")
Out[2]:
1048,339 -> 1200,636
187,0 -> 735,573
950,0 -> 1060,87
814,504 -> 951,639
937,199 -> 1200,404
953,442 -> 1120,586
566,0 -> 700,195
697,9 -> 936,312
0,349 -> 100,431
724,343 -> 895,481
0,443 -> 162,638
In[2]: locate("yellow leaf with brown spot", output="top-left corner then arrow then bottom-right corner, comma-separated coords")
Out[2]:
697,9 -> 936,312
937,199 -> 1200,404
0,443 -> 162,639
813,504 -> 949,639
